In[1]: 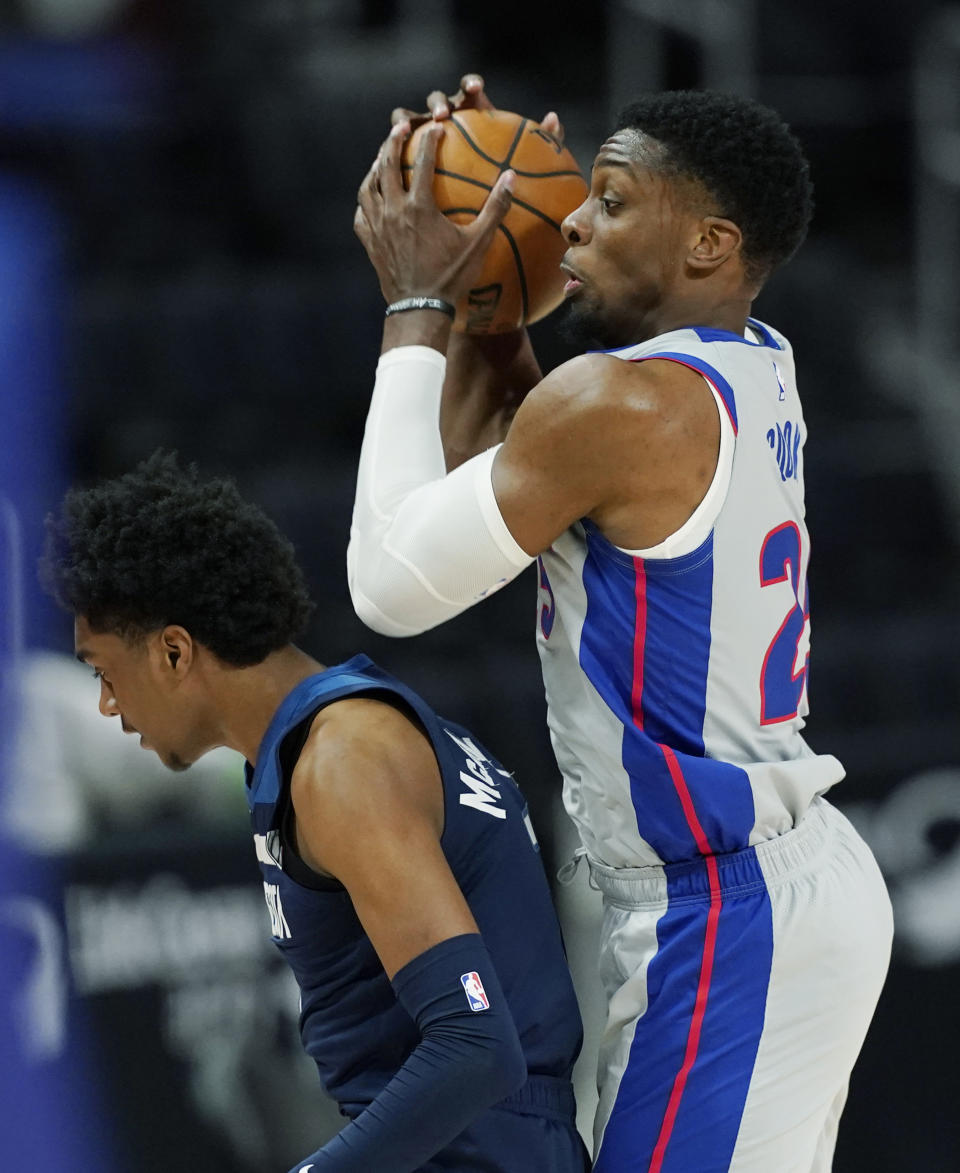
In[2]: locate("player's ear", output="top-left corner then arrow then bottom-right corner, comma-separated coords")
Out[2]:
158,625 -> 194,676
688,216 -> 742,272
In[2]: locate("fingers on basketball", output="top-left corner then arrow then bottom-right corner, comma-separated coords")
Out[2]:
353,203 -> 370,244
410,123 -> 443,201
401,108 -> 588,332
541,112 -> 565,148
457,74 -> 494,110
471,171 -> 514,239
377,123 -> 409,199
391,105 -> 425,127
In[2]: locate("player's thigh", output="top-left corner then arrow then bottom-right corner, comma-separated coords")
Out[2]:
594,881 -> 775,1172
593,896 -> 665,1156
728,804 -> 892,1172
593,803 -> 892,1173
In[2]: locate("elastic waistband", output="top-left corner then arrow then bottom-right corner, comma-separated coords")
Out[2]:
341,1073 -> 576,1125
588,797 -> 835,907
496,1073 -> 577,1123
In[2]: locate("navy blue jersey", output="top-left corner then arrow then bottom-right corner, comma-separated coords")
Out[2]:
244,654 -> 583,1119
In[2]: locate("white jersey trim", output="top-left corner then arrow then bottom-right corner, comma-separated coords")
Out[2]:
614,376 -> 736,561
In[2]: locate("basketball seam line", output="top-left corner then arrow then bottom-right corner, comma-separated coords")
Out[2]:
501,119 -> 529,171
497,220 -> 529,324
412,168 -> 565,232
401,164 -> 583,180
440,209 -> 529,324
508,168 -> 584,179
448,114 -> 508,169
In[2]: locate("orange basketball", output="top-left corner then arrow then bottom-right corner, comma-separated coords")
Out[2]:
402,108 -> 588,334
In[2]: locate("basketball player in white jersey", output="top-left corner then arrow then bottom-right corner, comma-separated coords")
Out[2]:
349,77 -> 893,1172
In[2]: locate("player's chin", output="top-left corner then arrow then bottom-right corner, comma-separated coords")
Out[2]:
161,749 -> 193,773
556,298 -> 611,351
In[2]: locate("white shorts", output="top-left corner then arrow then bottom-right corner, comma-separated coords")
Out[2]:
589,797 -> 893,1173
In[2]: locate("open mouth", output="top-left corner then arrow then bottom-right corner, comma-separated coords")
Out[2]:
560,262 -> 583,297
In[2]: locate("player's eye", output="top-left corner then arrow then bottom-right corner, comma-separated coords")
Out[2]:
600,196 -> 620,212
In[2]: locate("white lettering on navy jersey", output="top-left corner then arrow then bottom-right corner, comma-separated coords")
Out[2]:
263,882 -> 292,940
444,728 -> 507,819
523,811 -> 540,850
254,830 -> 283,869
458,763 -> 506,819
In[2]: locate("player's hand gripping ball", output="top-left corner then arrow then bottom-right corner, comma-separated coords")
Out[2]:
401,109 -> 588,334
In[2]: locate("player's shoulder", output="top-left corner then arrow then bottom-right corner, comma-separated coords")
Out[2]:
520,348 -> 712,434
291,695 -> 439,813
288,695 -> 446,878
300,695 -> 427,774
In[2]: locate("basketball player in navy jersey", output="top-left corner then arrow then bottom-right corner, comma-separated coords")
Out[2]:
40,452 -> 590,1173
349,78 -> 893,1171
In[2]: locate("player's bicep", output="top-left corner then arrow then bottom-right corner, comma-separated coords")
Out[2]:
341,829 -> 480,980
292,719 -> 479,979
491,355 -> 619,555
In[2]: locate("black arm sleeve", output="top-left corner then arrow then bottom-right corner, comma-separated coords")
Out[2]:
286,933 -> 526,1173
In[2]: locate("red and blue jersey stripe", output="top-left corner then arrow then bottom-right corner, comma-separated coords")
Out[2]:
579,526 -> 774,1170
579,523 -> 756,861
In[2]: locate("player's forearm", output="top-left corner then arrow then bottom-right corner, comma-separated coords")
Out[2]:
292,1028 -> 524,1172
286,935 -> 526,1173
441,331 -> 542,471
348,347 -> 534,637
378,310 -> 542,472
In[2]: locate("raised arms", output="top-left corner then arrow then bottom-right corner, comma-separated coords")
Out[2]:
349,76 -> 721,636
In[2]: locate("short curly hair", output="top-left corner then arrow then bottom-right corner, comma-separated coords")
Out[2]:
614,90 -> 814,282
41,451 -> 315,666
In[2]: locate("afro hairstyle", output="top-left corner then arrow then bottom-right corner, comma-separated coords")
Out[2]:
41,450 -> 315,666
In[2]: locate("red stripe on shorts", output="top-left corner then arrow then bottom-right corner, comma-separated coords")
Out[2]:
647,745 -> 723,1173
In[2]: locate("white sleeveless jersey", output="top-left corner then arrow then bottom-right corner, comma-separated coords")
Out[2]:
536,319 -> 844,868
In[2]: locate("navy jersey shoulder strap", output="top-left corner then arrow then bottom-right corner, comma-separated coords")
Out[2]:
245,655 -> 461,826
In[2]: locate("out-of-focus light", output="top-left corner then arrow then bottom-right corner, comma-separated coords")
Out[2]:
20,0 -> 129,41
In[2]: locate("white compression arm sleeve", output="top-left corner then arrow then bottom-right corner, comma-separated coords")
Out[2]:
347,346 -> 534,637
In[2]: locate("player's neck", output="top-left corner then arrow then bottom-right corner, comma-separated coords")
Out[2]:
212,644 -> 326,764
655,290 -> 753,339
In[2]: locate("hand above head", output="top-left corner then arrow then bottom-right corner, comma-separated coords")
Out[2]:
390,71 -> 494,127
353,118 -> 515,308
389,72 -> 566,150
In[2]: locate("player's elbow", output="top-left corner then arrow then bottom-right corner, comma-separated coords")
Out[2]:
351,586 -> 409,637
429,1011 -> 527,1106
492,1030 -> 528,1100
349,581 -> 434,638
347,538 -> 436,638
467,1021 -> 528,1104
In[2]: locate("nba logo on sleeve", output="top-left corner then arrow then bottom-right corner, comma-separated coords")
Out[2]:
461,971 -> 490,1012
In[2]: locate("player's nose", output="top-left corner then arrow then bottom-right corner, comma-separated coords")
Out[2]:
561,199 -> 590,245
98,682 -> 118,718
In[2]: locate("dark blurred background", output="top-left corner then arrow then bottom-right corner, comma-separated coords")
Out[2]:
1,0 -> 959,1169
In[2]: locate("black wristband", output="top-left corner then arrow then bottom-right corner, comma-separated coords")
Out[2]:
385,296 -> 456,319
